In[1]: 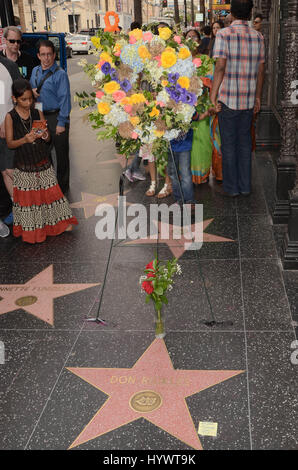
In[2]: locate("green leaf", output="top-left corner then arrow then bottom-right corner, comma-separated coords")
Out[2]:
155,287 -> 163,296
145,295 -> 151,304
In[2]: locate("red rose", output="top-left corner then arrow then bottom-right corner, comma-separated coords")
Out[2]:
146,261 -> 154,269
142,280 -> 154,295
147,271 -> 156,278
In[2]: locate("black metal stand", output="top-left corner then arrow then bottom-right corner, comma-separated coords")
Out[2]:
85,161 -> 127,326
168,144 -> 233,328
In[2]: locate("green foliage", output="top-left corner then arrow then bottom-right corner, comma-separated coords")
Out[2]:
141,256 -> 181,314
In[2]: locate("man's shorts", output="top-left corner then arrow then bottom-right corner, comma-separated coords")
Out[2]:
0,137 -> 14,171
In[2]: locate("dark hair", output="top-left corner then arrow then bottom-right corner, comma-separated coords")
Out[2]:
211,21 -> 224,38
231,0 -> 253,20
12,78 -> 33,98
130,21 -> 141,30
203,25 -> 211,36
185,29 -> 201,42
158,22 -> 169,28
37,39 -> 56,53
254,13 -> 263,21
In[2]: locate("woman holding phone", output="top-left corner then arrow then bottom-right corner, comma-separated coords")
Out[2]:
5,78 -> 77,244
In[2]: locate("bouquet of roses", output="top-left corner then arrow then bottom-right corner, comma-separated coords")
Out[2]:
76,25 -> 213,175
139,256 -> 181,338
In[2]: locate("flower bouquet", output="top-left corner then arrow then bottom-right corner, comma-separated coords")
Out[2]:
75,24 -> 213,175
140,256 -> 181,338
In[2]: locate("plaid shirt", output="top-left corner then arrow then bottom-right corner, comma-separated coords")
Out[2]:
213,20 -> 265,110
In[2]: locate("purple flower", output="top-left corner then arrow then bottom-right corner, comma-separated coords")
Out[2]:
183,91 -> 197,106
101,62 -> 112,75
120,79 -> 132,92
168,73 -> 179,83
165,86 -> 175,99
110,68 -> 117,79
171,89 -> 183,103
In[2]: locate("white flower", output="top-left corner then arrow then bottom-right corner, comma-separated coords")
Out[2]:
176,264 -> 182,275
139,275 -> 147,285
177,103 -> 195,123
103,104 -> 128,126
163,129 -> 180,141
94,70 -> 105,82
156,89 -> 169,104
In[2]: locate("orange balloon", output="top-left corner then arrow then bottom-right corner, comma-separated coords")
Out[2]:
104,11 -> 120,32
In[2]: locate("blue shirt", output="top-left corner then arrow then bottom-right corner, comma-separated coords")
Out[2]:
170,129 -> 193,152
30,62 -> 71,127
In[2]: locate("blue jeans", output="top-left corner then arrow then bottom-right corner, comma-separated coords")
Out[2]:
167,150 -> 194,203
218,103 -> 254,195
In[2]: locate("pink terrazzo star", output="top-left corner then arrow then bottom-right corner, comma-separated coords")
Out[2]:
0,265 -> 100,325
70,191 -> 132,219
67,339 -> 244,449
123,219 -> 234,258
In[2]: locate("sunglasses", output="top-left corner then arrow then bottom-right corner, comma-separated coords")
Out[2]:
8,39 -> 21,44
254,20 -> 261,24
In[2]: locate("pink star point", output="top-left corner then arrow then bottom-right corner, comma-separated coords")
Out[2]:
67,339 -> 244,450
124,218 -> 234,258
0,265 -> 100,326
70,191 -> 132,219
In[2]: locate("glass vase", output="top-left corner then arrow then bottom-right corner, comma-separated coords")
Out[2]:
155,309 -> 165,339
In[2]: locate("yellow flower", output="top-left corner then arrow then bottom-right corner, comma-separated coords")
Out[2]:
120,97 -> 130,106
177,76 -> 190,89
161,80 -> 168,87
161,51 -> 177,68
164,46 -> 175,53
113,43 -> 122,53
138,45 -> 151,60
91,37 -> 101,49
100,52 -> 112,63
129,28 -> 143,40
130,116 -> 140,126
154,130 -> 165,137
178,47 -> 191,60
104,81 -> 120,94
97,102 -> 110,115
149,107 -> 160,118
158,27 -> 172,41
129,93 -> 146,104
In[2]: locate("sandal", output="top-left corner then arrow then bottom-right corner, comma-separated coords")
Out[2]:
157,183 -> 172,199
145,181 -> 156,197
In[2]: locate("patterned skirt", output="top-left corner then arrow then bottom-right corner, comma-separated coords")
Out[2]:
13,165 -> 78,244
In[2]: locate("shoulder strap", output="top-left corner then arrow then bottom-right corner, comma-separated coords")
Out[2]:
36,65 -> 60,94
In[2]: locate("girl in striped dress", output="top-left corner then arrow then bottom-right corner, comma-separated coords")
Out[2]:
5,78 -> 78,243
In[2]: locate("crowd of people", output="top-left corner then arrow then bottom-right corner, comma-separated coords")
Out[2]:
124,0 -> 264,206
0,0 -> 265,243
0,30 -> 77,242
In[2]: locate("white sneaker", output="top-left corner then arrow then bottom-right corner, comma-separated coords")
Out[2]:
0,220 -> 10,238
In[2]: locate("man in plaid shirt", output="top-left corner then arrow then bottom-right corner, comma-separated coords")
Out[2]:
210,0 -> 265,197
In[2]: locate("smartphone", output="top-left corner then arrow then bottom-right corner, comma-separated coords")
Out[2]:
32,120 -> 47,135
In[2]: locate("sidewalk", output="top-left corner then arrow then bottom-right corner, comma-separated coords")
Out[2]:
0,68 -> 297,451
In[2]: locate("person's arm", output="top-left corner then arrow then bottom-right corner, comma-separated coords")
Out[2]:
209,58 -> 226,110
5,113 -> 38,148
254,62 -> 265,114
55,71 -> 71,135
30,66 -> 40,99
254,36 -> 266,114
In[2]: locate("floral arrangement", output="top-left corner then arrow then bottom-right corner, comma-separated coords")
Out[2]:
139,256 -> 181,338
76,25 -> 213,175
